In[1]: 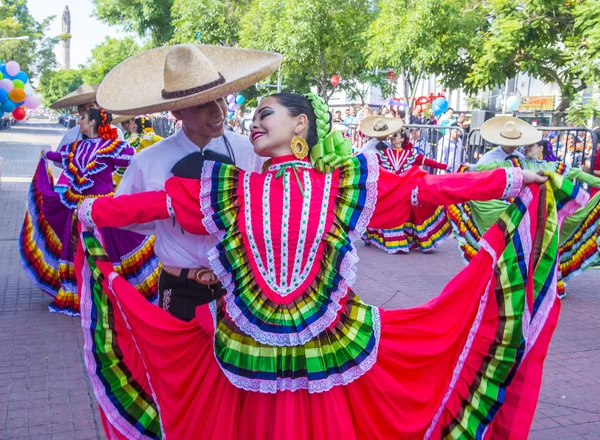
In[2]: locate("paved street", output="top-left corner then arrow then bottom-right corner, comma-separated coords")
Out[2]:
1,119 -> 599,439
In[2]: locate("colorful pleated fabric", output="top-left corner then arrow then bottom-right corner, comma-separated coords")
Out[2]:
20,158 -> 160,315
450,163 -> 600,296
76,154 -> 585,439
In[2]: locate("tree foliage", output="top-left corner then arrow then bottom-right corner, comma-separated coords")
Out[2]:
81,36 -> 141,85
239,0 -> 375,99
171,0 -> 246,45
38,69 -> 83,108
91,0 -> 174,47
0,0 -> 57,79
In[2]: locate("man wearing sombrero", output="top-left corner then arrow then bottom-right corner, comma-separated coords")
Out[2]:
477,116 -> 536,164
50,84 -> 125,147
96,44 -> 282,321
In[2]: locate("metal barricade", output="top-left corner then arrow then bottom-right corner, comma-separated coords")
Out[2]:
149,116 -> 178,138
466,127 -> 598,174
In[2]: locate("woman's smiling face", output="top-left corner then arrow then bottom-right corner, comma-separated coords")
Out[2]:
250,97 -> 307,157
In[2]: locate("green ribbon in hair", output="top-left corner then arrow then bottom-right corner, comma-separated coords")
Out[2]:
310,130 -> 353,173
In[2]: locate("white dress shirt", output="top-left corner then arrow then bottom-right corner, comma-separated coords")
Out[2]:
115,128 -> 264,268
477,146 -> 526,165
436,135 -> 464,171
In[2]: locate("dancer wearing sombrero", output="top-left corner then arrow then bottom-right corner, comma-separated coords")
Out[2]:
74,88 -> 576,439
448,116 -> 600,297
20,108 -> 160,315
360,117 -> 450,253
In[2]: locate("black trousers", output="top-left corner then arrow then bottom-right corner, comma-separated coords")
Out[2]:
158,269 -> 225,322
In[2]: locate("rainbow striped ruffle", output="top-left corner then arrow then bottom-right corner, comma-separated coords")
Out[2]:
363,204 -> 451,253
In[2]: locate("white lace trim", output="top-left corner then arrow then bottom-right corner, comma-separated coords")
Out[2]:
411,186 -> 419,207
425,280 -> 492,439
211,306 -> 381,394
268,160 -> 313,172
501,167 -> 524,199
349,151 -> 380,240
279,171 -> 290,290
165,195 -> 175,217
199,161 -> 221,236
290,171 -> 312,289
79,198 -> 96,229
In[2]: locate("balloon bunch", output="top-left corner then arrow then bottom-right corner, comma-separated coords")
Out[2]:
0,60 -> 41,121
226,94 -> 245,118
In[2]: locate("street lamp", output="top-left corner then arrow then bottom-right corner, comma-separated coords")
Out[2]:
0,36 -> 29,42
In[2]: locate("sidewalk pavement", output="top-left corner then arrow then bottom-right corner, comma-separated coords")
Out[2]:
0,120 -> 599,439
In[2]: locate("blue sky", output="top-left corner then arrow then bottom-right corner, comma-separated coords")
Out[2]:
28,0 -> 127,68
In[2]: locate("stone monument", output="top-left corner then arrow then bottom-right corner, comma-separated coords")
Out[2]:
60,6 -> 71,70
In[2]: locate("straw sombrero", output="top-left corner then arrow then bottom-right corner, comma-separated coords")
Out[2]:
112,114 -> 137,124
50,84 -> 99,109
480,116 -> 542,147
359,116 -> 403,138
97,44 -> 282,114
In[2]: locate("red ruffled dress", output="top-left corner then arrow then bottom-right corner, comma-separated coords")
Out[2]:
75,151 -> 583,439
363,145 -> 451,253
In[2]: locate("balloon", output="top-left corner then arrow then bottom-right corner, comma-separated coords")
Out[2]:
330,75 -> 340,87
431,97 -> 449,116
24,95 -> 40,109
12,106 -> 26,120
235,95 -> 245,105
0,72 -> 3,81
227,94 -> 236,104
9,88 -> 25,102
228,102 -> 237,111
13,71 -> 28,84
5,61 -> 20,77
0,111 -> 3,119
0,89 -> 7,104
12,79 -> 24,89
506,96 -> 521,111
0,78 -> 13,92
227,111 -> 235,118
2,100 -> 16,112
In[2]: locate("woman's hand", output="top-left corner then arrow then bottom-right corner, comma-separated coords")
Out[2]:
522,170 -> 548,185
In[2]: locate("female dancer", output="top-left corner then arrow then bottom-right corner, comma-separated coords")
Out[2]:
449,141 -> 600,297
76,93 -> 578,439
363,128 -> 450,253
20,108 -> 160,315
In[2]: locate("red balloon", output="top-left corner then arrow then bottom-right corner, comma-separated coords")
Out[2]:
330,75 -> 340,87
12,106 -> 26,120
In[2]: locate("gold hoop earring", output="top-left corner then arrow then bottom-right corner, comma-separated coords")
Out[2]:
290,135 -> 309,160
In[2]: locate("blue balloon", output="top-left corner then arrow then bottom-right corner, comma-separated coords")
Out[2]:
235,95 -> 245,105
14,71 -> 28,84
0,89 -> 7,104
227,111 -> 235,118
13,100 -> 24,106
2,100 -> 15,112
431,97 -> 449,117
0,111 -> 3,119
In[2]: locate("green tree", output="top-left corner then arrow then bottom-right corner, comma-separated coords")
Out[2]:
37,69 -> 83,107
465,0 -> 585,117
0,0 -> 57,79
367,0 -> 486,107
171,0 -> 246,45
239,0 -> 376,100
570,0 -> 600,87
91,0 -> 174,47
82,36 -> 141,84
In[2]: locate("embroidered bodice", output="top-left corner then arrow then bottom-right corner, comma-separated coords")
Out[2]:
82,151 -> 522,393
48,138 -> 134,208
377,146 -> 417,174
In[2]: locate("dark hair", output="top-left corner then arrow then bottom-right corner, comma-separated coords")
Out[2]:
447,107 -> 454,113
134,116 -> 153,134
86,108 -> 116,140
270,93 -> 327,148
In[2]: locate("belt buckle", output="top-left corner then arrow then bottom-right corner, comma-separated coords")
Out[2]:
194,268 -> 219,286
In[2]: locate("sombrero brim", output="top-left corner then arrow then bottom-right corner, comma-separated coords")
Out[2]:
359,115 -> 403,138
97,45 -> 283,114
480,116 -> 542,147
50,85 -> 99,110
112,114 -> 137,124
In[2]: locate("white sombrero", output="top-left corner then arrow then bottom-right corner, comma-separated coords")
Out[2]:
359,115 -> 403,138
111,114 -> 137,124
97,44 -> 282,114
50,84 -> 99,109
480,116 -> 542,147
